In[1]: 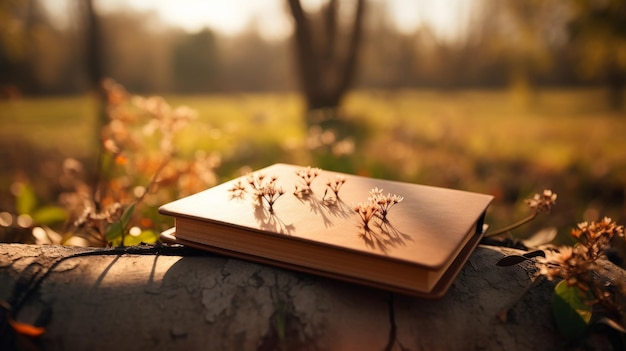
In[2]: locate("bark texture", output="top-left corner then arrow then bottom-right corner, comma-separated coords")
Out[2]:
0,243 -> 622,350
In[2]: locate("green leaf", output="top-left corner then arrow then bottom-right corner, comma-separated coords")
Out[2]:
552,280 -> 593,341
105,221 -> 123,242
105,203 -> 136,243
123,230 -> 158,246
31,206 -> 68,225
15,182 -> 37,215
121,203 -> 136,227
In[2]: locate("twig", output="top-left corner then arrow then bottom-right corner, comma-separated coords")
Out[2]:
485,213 -> 538,238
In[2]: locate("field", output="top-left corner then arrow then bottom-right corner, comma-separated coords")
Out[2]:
1,89 -> 625,246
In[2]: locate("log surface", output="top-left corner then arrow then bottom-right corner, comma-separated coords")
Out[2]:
0,243 -> 608,350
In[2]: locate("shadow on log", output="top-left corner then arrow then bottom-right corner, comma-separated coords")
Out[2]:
0,244 -> 623,350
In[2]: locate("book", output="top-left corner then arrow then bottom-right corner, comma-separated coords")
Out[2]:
158,163 -> 493,298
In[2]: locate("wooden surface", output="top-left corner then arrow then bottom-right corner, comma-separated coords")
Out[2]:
0,243 -> 618,350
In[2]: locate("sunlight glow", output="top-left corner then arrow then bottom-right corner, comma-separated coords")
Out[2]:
389,0 -> 468,40
97,0 -> 293,40
42,0 -> 470,41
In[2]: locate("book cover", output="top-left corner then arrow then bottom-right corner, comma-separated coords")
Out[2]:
159,163 -> 493,298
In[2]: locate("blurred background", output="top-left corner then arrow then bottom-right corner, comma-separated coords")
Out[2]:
1,0 -> 625,251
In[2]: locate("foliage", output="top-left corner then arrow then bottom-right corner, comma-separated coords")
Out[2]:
496,191 -> 626,346
1,80 -> 220,246
2,0 -> 625,103
569,0 -> 626,107
552,280 -> 593,341
2,89 -> 626,244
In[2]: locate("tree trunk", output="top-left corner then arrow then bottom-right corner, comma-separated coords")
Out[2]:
4,243 -> 624,350
82,0 -> 104,99
287,0 -> 365,112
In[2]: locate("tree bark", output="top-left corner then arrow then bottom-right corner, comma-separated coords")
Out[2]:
0,243 -> 623,350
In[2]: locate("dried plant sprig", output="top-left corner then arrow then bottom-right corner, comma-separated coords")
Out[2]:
295,166 -> 321,187
353,188 -> 404,227
525,189 -> 557,213
534,218 -> 625,328
233,172 -> 285,212
353,202 -> 379,229
72,201 -> 123,245
74,202 -> 123,229
498,217 -> 626,335
368,188 -> 404,220
570,217 -> 624,261
323,175 -> 346,200
259,182 -> 285,213
294,166 -> 321,195
486,189 -> 557,238
535,245 -> 594,286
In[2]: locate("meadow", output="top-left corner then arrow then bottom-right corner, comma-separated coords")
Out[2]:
1,88 -> 625,247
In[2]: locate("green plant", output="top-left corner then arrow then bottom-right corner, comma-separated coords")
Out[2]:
495,191 -> 626,347
6,80 -> 222,246
536,218 -> 625,341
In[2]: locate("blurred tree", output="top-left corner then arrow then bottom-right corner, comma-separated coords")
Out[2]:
472,0 -> 560,100
172,28 -> 218,93
81,0 -> 104,99
219,26 -> 294,92
100,11 -> 173,93
0,0 -> 27,95
357,2 -> 422,89
569,0 -> 626,109
287,0 -> 366,112
0,0 -> 43,95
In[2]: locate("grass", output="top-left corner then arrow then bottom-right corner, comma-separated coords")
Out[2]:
0,96 -> 100,158
1,88 -> 625,245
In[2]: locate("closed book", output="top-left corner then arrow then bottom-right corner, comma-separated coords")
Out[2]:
159,163 -> 493,298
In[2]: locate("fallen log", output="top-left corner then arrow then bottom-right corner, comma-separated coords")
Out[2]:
0,243 -> 622,350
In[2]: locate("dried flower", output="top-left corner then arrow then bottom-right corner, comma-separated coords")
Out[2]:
258,182 -> 284,212
353,188 -> 404,227
497,207 -> 625,335
294,166 -> 321,195
238,172 -> 285,211
571,217 -> 624,260
486,189 -> 558,238
61,80 -> 219,246
525,189 -> 557,213
324,175 -> 346,199
535,217 -> 625,298
295,166 -> 321,186
353,202 -> 379,229
368,188 -> 403,220
571,217 -> 624,242
74,202 -> 123,228
535,245 -> 593,284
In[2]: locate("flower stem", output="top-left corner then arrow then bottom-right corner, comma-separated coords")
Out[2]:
485,212 -> 538,238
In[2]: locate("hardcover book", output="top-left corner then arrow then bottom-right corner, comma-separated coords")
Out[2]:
159,163 -> 493,298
